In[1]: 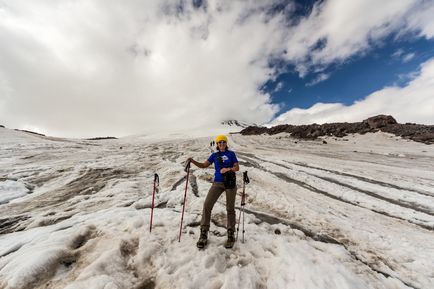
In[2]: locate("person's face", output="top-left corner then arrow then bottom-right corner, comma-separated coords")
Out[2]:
217,141 -> 227,149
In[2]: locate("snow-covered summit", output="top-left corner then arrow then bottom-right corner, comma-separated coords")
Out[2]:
220,120 -> 254,129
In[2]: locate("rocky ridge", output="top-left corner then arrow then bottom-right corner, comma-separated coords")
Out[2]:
240,115 -> 434,145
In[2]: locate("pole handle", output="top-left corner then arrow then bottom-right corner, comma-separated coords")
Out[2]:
243,171 -> 250,184
154,173 -> 159,186
184,160 -> 191,173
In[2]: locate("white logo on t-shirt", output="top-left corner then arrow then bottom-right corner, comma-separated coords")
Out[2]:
222,155 -> 229,162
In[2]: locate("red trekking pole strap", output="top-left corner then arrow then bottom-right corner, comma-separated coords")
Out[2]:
149,173 -> 159,233
178,161 -> 191,242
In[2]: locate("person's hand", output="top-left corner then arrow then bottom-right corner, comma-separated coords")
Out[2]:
220,168 -> 231,174
187,157 -> 193,163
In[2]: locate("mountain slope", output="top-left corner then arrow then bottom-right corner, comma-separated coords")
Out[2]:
0,127 -> 433,289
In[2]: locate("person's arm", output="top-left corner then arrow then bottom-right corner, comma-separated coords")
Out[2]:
188,157 -> 211,168
232,162 -> 239,172
220,151 -> 240,174
220,162 -> 239,174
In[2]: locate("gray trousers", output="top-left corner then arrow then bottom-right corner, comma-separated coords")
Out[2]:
200,182 -> 237,231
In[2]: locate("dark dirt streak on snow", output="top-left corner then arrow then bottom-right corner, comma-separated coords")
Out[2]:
171,176 -> 186,191
282,160 -> 434,198
189,173 -> 199,197
0,215 -> 30,235
25,167 -> 75,188
238,161 -> 256,168
307,174 -> 434,217
263,159 -> 434,221
161,150 -> 182,163
242,150 -> 432,198
237,152 -> 434,231
241,207 -> 422,289
236,149 -> 428,288
0,168 -> 141,233
170,172 -> 199,197
36,215 -> 75,228
270,167 -> 433,231
156,201 -> 168,209
260,158 -> 434,217
241,207 -> 340,244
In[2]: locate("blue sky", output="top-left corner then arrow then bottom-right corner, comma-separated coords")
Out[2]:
264,5 -> 434,114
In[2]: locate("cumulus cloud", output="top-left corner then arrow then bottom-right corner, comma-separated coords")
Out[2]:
0,0 -> 433,137
405,0 -> 434,38
283,0 -> 433,74
0,0 -> 284,137
271,57 -> 434,125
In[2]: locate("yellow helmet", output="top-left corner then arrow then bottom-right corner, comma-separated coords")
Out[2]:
215,134 -> 228,143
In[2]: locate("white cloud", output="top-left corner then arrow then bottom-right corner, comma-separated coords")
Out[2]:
392,49 -> 404,58
273,102 -> 346,125
402,52 -> 415,63
392,49 -> 415,63
305,73 -> 330,87
406,0 -> 434,38
273,82 -> 284,92
271,57 -> 434,125
283,0 -> 433,74
0,0 -> 284,137
0,0 -> 433,137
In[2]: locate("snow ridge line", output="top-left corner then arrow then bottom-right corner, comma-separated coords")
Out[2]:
238,151 -> 432,198
305,174 -> 434,217
240,207 -> 422,289
261,158 -> 434,217
237,153 -> 434,231
239,152 -> 434,215
282,160 -> 433,198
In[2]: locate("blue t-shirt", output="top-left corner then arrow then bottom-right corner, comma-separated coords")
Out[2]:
207,150 -> 239,182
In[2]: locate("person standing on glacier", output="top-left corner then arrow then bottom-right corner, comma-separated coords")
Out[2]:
187,134 -> 240,249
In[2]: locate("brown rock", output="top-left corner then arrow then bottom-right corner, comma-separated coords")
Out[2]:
363,115 -> 397,129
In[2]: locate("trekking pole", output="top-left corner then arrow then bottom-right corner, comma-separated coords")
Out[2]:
241,171 -> 250,243
149,173 -> 159,233
178,160 -> 191,242
236,171 -> 250,243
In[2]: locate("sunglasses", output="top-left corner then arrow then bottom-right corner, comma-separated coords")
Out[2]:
217,141 -> 227,144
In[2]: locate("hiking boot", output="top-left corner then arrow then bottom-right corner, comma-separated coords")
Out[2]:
196,227 -> 208,249
225,229 -> 235,249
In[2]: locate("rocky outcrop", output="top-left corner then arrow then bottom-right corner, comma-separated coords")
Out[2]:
240,115 -> 434,145
363,115 -> 397,129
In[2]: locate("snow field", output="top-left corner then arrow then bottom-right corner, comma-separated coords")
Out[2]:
1,127 -> 433,288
